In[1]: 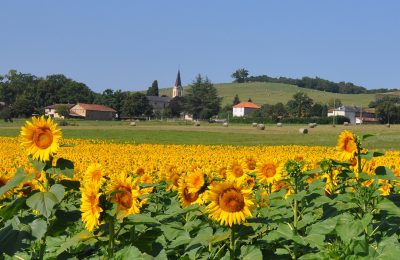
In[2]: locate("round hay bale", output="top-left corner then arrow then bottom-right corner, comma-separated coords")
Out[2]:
343,122 -> 349,126
194,121 -> 200,126
252,122 -> 258,127
299,128 -> 308,134
257,124 -> 265,130
223,122 -> 229,127
386,123 -> 390,128
332,124 -> 336,128
277,123 -> 283,127
129,122 -> 136,126
308,123 -> 316,128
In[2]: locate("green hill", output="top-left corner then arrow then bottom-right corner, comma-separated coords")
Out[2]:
159,82 -> 376,107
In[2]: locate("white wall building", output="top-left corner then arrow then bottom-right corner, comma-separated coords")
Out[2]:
327,106 -> 358,124
232,102 -> 261,117
44,104 -> 75,119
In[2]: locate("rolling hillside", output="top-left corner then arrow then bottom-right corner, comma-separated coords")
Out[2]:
159,82 -> 377,107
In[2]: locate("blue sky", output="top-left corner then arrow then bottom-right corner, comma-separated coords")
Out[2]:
1,1 -> 399,92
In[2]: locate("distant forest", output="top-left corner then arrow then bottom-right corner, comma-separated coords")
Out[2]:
245,75 -> 398,94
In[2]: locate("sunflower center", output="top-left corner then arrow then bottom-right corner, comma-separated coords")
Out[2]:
0,177 -> 7,187
246,158 -> 257,170
33,128 -> 53,149
262,164 -> 276,178
183,188 -> 199,203
344,138 -> 357,153
232,165 -> 244,178
219,188 -> 245,212
114,186 -> 132,209
89,194 -> 99,214
136,168 -> 145,175
91,170 -> 102,182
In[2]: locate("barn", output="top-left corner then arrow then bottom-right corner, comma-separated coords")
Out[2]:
70,103 -> 117,120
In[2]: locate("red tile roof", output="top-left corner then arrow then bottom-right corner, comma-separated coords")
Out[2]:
233,102 -> 261,109
76,103 -> 116,112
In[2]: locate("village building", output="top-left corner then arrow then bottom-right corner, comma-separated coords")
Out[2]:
327,106 -> 378,124
70,103 -> 117,120
44,104 -> 75,119
232,101 -> 261,117
146,96 -> 172,114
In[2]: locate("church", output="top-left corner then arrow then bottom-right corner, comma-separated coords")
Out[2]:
146,70 -> 183,114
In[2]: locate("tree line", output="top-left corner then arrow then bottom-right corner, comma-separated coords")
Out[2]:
0,70 -> 222,120
231,68 -> 398,94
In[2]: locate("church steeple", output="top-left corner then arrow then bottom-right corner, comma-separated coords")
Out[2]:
172,70 -> 183,98
175,70 -> 182,87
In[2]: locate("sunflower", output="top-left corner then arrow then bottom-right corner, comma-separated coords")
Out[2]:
185,169 -> 205,193
226,161 -> 248,183
256,161 -> 282,185
245,157 -> 257,171
20,116 -> 62,162
177,177 -> 204,208
337,130 -> 358,161
0,174 -> 11,199
80,183 -> 103,232
206,181 -> 254,227
83,163 -> 104,186
107,173 -> 141,220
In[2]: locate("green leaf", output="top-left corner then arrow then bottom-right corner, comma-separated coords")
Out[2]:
127,214 -> 161,224
29,219 -> 47,240
46,158 -> 74,178
50,184 -> 65,202
308,218 -> 336,235
56,230 -> 95,255
0,217 -> 33,256
362,134 -> 375,140
335,215 -> 363,244
26,191 -> 58,218
303,233 -> 325,249
377,198 -> 400,216
240,245 -> 263,260
0,197 -> 28,220
209,230 -> 230,244
59,179 -> 80,191
374,166 -> 397,180
186,227 -> 213,250
28,157 -> 46,172
115,245 -> 153,260
0,168 -> 35,197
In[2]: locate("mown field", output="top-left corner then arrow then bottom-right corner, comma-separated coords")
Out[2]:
0,119 -> 398,149
159,82 -> 377,107
1,116 -> 400,259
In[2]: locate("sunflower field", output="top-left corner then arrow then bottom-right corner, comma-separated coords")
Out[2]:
1,116 -> 400,259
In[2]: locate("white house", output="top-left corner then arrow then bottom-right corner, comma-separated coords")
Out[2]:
232,102 -> 261,117
44,104 -> 75,119
327,106 -> 360,124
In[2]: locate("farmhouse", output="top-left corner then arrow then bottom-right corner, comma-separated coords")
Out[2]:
44,104 -> 75,119
70,103 -> 117,120
327,106 -> 378,124
232,101 -> 261,117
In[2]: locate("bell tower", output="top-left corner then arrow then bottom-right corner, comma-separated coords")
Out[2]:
172,70 -> 183,98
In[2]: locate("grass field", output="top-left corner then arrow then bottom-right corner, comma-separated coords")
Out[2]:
159,82 -> 376,107
1,119 -> 398,149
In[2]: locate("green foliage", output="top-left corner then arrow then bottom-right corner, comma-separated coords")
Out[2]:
146,80 -> 159,96
184,75 -> 222,120
122,92 -> 153,118
54,105 -> 70,118
231,68 -> 249,83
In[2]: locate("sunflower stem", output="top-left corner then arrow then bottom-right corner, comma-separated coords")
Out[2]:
230,225 -> 236,260
108,218 -> 115,258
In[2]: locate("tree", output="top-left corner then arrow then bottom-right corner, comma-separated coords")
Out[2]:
328,98 -> 342,108
248,98 -> 252,102
232,94 -> 240,105
146,80 -> 159,96
231,68 -> 249,83
165,96 -> 185,117
286,92 -> 314,118
122,92 -> 153,118
11,95 -> 35,117
55,104 -> 70,118
184,75 -> 222,120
